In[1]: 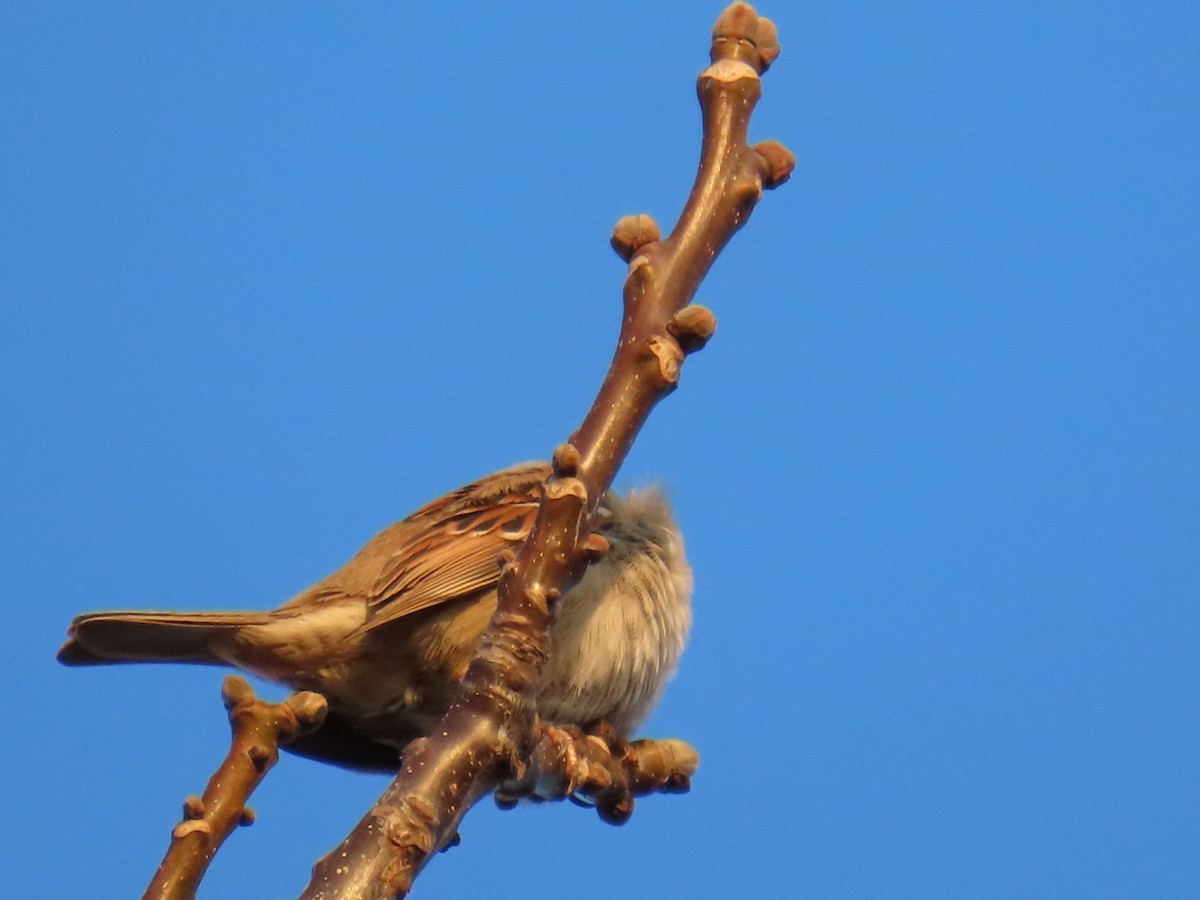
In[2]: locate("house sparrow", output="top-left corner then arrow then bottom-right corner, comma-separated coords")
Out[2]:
58,462 -> 692,771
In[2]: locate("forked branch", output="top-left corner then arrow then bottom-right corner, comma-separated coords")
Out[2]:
143,677 -> 327,900
302,5 -> 793,897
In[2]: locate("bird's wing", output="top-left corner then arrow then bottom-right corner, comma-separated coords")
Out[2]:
357,463 -> 548,631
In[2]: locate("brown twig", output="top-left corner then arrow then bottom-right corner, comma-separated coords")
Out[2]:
143,676 -> 327,900
301,5 -> 792,897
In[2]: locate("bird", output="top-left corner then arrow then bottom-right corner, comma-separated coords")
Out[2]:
58,462 -> 692,772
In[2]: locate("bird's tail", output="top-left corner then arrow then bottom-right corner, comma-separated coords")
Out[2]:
57,610 -> 273,666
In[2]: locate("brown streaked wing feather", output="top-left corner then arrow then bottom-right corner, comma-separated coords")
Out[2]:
359,465 -> 547,631
404,462 -> 550,521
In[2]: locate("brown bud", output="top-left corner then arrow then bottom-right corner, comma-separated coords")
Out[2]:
494,793 -> 519,811
220,675 -> 253,709
581,532 -> 610,561
285,690 -> 329,735
238,806 -> 256,827
753,16 -> 780,69
552,442 -> 581,477
668,305 -> 718,354
182,796 -> 206,820
753,140 -> 795,189
598,796 -> 635,826
585,765 -> 614,794
711,3 -> 780,71
610,214 -> 661,261
664,772 -> 693,793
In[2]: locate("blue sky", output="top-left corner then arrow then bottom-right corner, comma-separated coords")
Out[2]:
3,2 -> 1197,897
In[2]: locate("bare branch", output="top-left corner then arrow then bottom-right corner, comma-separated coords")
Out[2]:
143,677 -> 327,900
569,3 -> 793,501
302,5 -> 792,896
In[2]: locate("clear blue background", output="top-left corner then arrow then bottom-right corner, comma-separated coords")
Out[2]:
3,2 -> 1197,897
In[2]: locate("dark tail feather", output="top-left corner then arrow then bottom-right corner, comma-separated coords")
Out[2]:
57,610 -> 273,666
